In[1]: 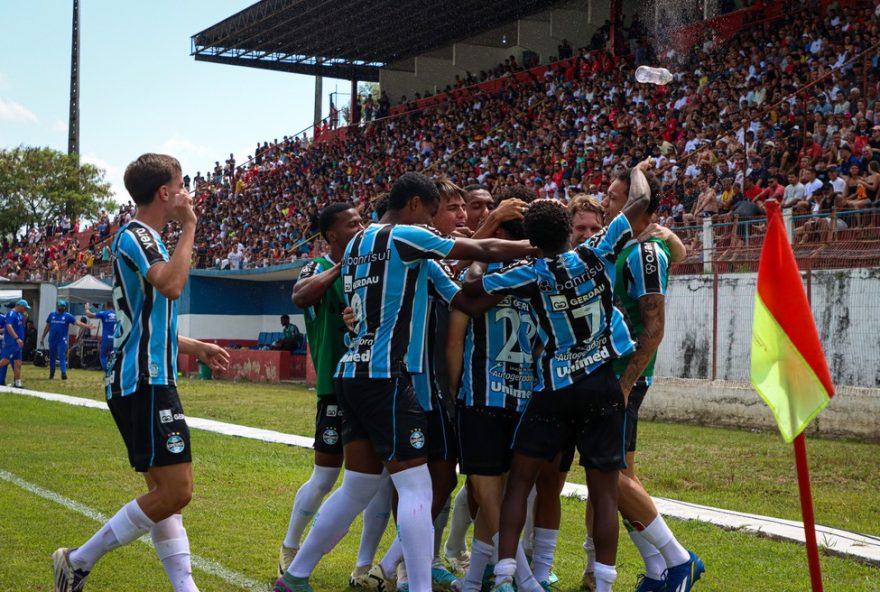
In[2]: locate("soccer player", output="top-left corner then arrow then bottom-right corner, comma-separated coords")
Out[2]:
447,186 -> 548,592
569,195 -> 605,245
0,298 -> 30,388
463,168 -> 656,592
580,171 -> 704,592
373,179 -> 469,591
41,300 -> 91,379
84,302 -> 117,372
53,153 -> 229,592
281,202 -> 393,584
275,172 -> 535,592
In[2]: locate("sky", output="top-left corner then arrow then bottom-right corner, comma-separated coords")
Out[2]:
0,1 -> 351,205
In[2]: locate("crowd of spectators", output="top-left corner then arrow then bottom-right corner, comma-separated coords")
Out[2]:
1,206 -> 132,282
4,0 -> 879,282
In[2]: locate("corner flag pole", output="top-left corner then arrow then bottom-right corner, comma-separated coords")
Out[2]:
793,433 -> 824,591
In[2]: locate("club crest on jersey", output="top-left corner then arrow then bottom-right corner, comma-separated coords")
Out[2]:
322,428 -> 339,446
409,429 -> 425,450
166,433 -> 185,454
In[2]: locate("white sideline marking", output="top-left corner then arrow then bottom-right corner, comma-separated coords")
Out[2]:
4,385 -> 880,567
0,469 -> 265,591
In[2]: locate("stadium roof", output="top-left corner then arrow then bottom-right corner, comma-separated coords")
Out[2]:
191,0 -> 560,81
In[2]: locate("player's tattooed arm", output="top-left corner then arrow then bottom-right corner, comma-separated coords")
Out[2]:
618,293 -> 665,404
292,262 -> 342,308
446,310 -> 470,399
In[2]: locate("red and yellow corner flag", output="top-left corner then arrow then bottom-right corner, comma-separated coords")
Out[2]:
751,201 -> 835,443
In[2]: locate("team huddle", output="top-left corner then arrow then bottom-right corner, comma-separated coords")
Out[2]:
276,168 -> 704,592
51,153 -> 703,592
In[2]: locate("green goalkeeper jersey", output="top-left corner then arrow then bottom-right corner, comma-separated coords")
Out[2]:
299,256 -> 347,396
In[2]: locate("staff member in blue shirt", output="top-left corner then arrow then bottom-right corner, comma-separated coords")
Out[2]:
85,302 -> 117,371
41,300 -> 91,380
0,299 -> 31,388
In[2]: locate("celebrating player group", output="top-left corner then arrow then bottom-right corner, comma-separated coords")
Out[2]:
52,153 -> 704,592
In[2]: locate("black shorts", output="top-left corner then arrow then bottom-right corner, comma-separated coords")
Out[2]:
456,402 -> 519,475
314,395 -> 344,455
426,397 -> 457,462
512,363 -> 626,472
625,383 -> 649,453
336,376 -> 428,462
108,384 -> 192,472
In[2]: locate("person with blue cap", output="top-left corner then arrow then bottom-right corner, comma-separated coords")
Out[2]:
0,299 -> 32,388
85,301 -> 117,371
40,300 -> 91,380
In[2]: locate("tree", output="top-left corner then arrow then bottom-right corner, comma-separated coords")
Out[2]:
358,82 -> 380,99
0,146 -> 114,239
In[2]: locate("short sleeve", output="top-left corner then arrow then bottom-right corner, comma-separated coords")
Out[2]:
117,226 -> 168,276
626,241 -> 668,299
298,259 -> 324,281
427,260 -> 461,305
65,313 -> 77,324
392,225 -> 455,264
96,311 -> 108,321
482,261 -> 537,297
582,213 -> 633,261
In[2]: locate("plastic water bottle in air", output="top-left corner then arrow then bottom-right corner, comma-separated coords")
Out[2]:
635,66 -> 674,85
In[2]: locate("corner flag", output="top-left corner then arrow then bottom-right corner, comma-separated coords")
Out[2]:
750,200 -> 834,443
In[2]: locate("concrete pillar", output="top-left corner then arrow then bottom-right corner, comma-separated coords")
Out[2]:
703,217 -> 714,273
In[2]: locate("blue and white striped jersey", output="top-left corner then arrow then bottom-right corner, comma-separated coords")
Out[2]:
482,213 -> 636,391
335,223 -> 456,379
106,220 -> 178,398
459,261 -> 536,412
412,260 -> 460,411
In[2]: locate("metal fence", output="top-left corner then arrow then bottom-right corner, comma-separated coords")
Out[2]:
659,210 -> 880,388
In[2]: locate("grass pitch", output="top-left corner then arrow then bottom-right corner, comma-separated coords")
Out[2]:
1,366 -> 878,591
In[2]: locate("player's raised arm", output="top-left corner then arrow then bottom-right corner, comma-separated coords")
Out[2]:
620,166 -> 655,237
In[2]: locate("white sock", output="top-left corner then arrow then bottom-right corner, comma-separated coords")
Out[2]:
628,529 -> 665,580
531,527 -> 558,583
283,465 -> 341,549
522,486 -> 537,556
356,470 -> 392,568
70,499 -> 155,571
640,516 -> 689,568
492,533 -> 542,592
379,535 -> 403,577
288,470 -> 382,578
433,495 -> 452,563
151,514 -> 198,592
391,465 -> 434,592
463,538 -> 493,592
594,562 -> 617,592
493,557 -> 516,582
445,484 -> 472,557
583,535 -> 596,574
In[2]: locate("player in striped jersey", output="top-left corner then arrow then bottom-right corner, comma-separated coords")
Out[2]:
448,186 -> 549,592
464,167 -> 657,592
276,172 -> 535,592
280,202 -> 395,587
580,171 -> 703,592
54,153 -> 229,592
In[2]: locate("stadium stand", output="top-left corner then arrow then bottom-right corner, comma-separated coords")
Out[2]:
3,0 -> 879,283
